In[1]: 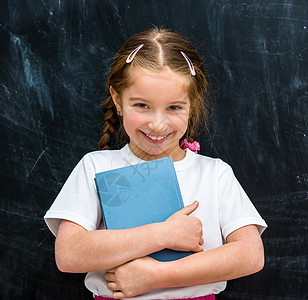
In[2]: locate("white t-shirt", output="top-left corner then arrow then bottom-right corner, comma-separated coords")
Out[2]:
44,144 -> 267,299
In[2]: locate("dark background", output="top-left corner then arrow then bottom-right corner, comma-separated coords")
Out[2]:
1,0 -> 307,299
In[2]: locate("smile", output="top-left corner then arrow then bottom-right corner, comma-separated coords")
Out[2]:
145,133 -> 167,141
141,131 -> 171,142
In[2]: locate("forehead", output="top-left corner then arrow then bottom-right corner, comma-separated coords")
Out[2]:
124,66 -> 190,100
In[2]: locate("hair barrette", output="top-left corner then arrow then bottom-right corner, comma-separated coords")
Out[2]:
180,51 -> 196,76
126,44 -> 144,63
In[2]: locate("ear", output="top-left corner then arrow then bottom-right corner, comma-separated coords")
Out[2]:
110,86 -> 122,112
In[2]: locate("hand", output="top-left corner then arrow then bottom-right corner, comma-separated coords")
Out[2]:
105,256 -> 159,299
163,201 -> 204,253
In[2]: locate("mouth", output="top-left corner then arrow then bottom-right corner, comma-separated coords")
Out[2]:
141,131 -> 171,143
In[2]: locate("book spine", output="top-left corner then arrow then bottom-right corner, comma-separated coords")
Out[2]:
94,177 -> 109,229
168,158 -> 184,209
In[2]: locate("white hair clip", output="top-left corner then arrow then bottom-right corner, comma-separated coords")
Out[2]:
180,51 -> 196,76
126,44 -> 144,63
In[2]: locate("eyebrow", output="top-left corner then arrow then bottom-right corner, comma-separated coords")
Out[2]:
129,97 -> 147,102
129,97 -> 189,105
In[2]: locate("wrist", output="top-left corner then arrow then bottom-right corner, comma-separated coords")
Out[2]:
153,260 -> 180,289
152,221 -> 169,250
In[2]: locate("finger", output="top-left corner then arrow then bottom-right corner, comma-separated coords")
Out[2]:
113,291 -> 126,299
104,272 -> 116,282
179,201 -> 199,216
106,268 -> 116,273
107,281 -> 118,291
195,244 -> 204,252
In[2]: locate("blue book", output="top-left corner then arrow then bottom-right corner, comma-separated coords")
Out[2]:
95,157 -> 193,262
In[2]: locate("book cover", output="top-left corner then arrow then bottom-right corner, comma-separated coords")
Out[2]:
95,156 -> 193,262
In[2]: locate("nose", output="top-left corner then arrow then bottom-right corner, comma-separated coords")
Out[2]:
148,111 -> 168,132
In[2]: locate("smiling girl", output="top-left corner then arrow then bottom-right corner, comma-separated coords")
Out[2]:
44,28 -> 267,299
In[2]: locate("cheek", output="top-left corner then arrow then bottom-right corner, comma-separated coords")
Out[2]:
123,112 -> 145,130
173,112 -> 189,133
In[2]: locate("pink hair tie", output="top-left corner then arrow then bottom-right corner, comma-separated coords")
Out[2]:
180,139 -> 200,153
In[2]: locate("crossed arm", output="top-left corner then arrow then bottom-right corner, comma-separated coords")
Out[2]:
55,201 -> 264,299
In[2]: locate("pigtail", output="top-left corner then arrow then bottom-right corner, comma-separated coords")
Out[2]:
99,95 -> 119,150
184,126 -> 196,143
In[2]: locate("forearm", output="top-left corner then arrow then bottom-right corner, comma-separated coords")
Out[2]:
55,220 -> 166,273
154,225 -> 264,290
158,241 -> 264,289
55,202 -> 203,274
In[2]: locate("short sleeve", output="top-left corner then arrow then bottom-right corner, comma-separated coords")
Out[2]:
44,154 -> 102,236
218,160 -> 267,241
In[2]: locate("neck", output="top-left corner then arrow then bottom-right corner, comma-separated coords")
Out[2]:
128,143 -> 186,162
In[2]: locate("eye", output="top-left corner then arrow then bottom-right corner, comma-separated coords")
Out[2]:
135,103 -> 149,109
168,105 -> 181,111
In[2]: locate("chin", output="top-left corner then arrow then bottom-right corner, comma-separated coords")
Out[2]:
135,146 -> 166,159
143,147 -> 165,157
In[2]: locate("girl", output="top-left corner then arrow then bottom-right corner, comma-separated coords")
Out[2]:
44,28 -> 267,299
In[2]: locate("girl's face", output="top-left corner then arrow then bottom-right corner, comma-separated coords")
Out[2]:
111,67 -> 191,161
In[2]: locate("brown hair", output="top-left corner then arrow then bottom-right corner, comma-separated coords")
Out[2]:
99,27 -> 209,150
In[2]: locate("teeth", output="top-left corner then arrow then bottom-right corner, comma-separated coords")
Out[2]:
145,133 -> 167,141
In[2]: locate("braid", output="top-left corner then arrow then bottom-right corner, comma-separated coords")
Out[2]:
99,95 -> 119,150
183,118 -> 197,143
